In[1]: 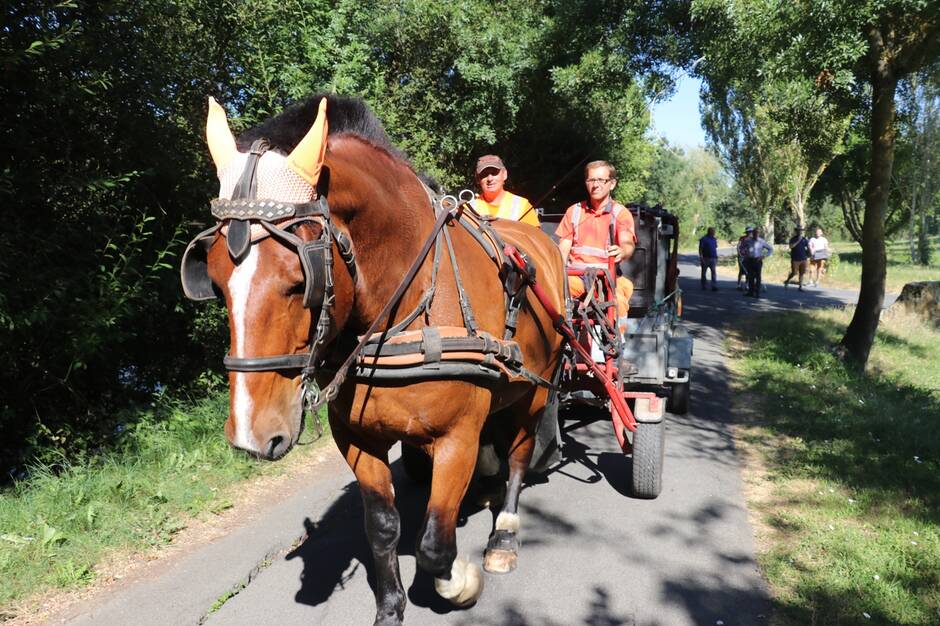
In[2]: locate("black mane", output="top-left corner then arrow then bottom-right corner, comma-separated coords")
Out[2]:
237,94 -> 406,162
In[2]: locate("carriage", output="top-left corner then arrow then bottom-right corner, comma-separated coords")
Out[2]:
529,202 -> 692,499
181,94 -> 693,623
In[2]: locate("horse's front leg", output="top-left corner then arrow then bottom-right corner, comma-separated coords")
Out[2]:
332,423 -> 406,625
415,424 -> 485,607
483,387 -> 545,574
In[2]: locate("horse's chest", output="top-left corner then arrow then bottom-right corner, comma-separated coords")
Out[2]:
337,381 -> 491,440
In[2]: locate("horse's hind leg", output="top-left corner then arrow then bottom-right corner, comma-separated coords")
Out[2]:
483,387 -> 546,574
332,425 -> 406,625
415,425 -> 485,607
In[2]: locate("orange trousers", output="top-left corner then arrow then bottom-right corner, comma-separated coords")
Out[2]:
568,275 -> 634,319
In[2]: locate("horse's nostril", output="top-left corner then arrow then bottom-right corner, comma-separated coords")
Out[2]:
267,435 -> 284,458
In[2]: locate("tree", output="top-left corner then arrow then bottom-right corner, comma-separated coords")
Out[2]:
1,0 -> 692,468
643,140 -> 733,245
896,66 -> 940,264
700,83 -> 789,240
691,0 -> 940,366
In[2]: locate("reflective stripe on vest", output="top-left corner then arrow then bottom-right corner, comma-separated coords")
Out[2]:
569,200 -> 625,267
571,200 -> 622,245
510,195 -> 521,219
568,260 -> 610,270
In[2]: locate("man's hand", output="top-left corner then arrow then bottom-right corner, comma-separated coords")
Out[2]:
608,244 -> 626,263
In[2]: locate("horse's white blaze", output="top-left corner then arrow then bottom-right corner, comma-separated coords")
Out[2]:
229,246 -> 260,452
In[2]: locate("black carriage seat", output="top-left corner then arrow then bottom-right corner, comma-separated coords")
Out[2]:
619,206 -> 658,318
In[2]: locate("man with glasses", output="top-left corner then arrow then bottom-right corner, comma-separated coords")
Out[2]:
472,154 -> 540,226
555,160 -> 637,334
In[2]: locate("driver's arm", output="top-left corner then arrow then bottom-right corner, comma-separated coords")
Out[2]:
559,238 -> 573,266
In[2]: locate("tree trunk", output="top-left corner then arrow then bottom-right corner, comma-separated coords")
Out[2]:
909,197 -> 917,262
840,37 -> 897,367
918,207 -> 930,264
763,210 -> 774,242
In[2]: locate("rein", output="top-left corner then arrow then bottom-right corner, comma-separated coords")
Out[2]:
182,140 -> 557,424
308,193 -> 470,408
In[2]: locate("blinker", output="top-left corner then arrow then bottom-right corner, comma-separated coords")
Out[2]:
180,225 -> 220,301
299,239 -> 331,309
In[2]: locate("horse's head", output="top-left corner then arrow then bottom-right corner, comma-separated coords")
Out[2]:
187,97 -> 352,460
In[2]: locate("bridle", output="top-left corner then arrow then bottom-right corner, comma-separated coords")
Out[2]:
180,139 -> 357,391
182,137 -> 504,415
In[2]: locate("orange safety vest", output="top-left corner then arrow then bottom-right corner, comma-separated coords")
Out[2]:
473,192 -> 539,226
567,200 -> 633,270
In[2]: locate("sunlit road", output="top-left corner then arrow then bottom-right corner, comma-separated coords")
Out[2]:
59,256 -> 870,626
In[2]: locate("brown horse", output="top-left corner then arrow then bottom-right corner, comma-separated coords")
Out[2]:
190,94 -> 564,624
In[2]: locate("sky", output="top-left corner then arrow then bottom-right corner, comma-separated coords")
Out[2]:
650,75 -> 707,149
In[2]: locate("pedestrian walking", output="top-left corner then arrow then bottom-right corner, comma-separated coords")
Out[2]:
783,226 -> 810,291
808,227 -> 830,287
699,227 -> 719,291
736,227 -> 752,290
742,227 -> 773,298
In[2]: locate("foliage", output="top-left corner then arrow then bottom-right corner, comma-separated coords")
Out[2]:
0,0 -> 700,470
0,392 -> 329,612
729,307 -> 940,625
642,140 -> 733,245
690,0 -> 940,366
693,5 -> 852,237
895,66 -> 940,265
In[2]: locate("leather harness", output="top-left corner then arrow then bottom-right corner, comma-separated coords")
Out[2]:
181,140 -> 553,416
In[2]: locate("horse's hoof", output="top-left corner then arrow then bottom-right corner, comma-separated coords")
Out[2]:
483,528 -> 519,574
434,556 -> 484,607
483,547 -> 517,574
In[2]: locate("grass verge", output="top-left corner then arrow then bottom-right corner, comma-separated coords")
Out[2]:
0,393 -> 330,616
727,306 -> 940,625
718,237 -> 940,293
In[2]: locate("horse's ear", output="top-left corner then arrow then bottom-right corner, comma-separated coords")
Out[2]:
287,98 -> 328,188
206,96 -> 237,171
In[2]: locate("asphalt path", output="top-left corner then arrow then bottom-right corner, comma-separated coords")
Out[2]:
58,252 -> 877,626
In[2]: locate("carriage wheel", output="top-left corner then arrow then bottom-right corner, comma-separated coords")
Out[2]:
400,443 -> 432,485
667,378 -> 690,415
630,420 -> 664,499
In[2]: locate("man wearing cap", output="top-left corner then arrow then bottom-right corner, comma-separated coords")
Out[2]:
473,154 -> 540,227
555,160 -> 636,333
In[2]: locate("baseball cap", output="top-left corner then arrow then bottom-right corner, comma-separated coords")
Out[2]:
475,154 -> 505,174
744,226 -> 754,233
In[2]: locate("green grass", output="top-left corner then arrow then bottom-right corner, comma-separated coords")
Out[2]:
728,308 -> 940,625
742,237 -> 940,293
0,393 -> 329,615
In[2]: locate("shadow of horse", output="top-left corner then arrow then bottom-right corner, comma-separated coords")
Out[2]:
284,405 -> 645,613
285,459 -> 494,615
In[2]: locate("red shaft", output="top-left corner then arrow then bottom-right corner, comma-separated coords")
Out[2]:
505,246 -> 636,442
